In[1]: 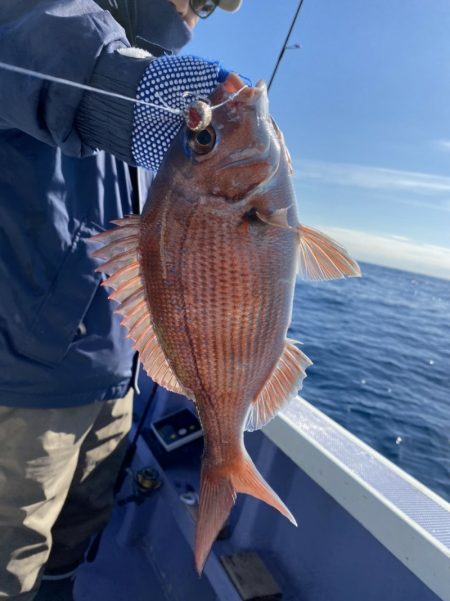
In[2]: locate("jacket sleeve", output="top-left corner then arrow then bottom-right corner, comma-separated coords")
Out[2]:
0,0 -> 152,158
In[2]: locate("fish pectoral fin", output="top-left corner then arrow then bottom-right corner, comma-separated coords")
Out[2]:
245,340 -> 312,432
297,224 -> 362,280
91,216 -> 189,399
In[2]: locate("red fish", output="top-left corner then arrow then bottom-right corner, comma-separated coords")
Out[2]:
91,73 -> 360,573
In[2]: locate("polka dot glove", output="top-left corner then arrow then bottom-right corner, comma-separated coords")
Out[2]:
131,55 -> 227,172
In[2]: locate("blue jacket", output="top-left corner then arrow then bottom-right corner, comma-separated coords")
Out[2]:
0,0 -> 189,407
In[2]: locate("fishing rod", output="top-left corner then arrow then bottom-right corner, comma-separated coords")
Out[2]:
267,0 -> 305,93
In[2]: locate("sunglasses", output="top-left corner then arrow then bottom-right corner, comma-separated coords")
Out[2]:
189,0 -> 220,19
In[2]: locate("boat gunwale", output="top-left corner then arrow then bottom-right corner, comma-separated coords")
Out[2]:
263,396 -> 450,601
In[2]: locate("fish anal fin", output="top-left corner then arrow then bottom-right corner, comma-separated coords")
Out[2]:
297,224 -> 362,280
91,216 -> 188,399
245,340 -> 312,432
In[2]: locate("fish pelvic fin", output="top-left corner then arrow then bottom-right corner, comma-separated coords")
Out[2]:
195,454 -> 296,575
297,224 -> 362,280
89,217 -> 190,399
245,339 -> 312,432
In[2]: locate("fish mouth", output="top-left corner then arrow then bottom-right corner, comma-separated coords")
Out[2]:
255,80 -> 267,93
248,80 -> 268,109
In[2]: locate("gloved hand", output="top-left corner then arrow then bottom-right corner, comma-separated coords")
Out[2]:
76,50 -> 249,172
131,55 -> 229,172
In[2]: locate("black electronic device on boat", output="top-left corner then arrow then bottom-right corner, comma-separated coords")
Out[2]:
150,408 -> 202,452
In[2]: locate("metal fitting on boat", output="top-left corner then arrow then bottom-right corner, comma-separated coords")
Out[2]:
134,467 -> 163,494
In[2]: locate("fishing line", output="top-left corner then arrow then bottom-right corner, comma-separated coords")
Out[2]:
0,60 -> 181,114
210,87 -> 248,110
0,59 -> 248,121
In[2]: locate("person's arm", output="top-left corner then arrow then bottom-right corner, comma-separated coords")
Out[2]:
0,0 -> 136,156
0,0 -> 229,171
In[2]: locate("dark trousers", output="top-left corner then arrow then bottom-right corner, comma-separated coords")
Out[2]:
0,390 -> 133,600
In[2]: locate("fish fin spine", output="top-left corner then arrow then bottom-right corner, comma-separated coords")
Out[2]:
297,224 -> 361,280
245,339 -> 312,432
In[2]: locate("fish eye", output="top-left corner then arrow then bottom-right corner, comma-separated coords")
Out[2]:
187,126 -> 216,155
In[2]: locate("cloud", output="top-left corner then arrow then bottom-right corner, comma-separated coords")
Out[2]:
295,159 -> 450,199
319,226 -> 450,281
435,139 -> 450,152
390,234 -> 412,242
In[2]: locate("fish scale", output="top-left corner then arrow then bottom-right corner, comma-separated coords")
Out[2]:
182,212 -> 288,410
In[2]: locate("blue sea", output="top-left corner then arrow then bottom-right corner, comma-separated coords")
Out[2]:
289,261 -> 450,502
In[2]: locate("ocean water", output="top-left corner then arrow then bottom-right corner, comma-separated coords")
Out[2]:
289,261 -> 450,502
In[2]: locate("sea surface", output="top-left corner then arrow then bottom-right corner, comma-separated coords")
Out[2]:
289,261 -> 450,502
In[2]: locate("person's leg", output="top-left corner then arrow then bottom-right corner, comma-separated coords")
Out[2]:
44,389 -> 133,575
0,402 -> 101,600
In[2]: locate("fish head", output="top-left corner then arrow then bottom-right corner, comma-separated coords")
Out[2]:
159,73 -> 298,226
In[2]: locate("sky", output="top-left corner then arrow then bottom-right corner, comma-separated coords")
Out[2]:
186,0 -> 450,280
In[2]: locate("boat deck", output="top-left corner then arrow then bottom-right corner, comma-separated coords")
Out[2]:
72,384 -> 449,601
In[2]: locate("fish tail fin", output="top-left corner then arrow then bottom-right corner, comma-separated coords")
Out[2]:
195,463 -> 236,575
231,454 -> 297,526
195,454 -> 296,574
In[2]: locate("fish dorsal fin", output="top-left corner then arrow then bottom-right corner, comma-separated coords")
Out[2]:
245,340 -> 312,432
90,217 -> 189,398
297,224 -> 362,280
